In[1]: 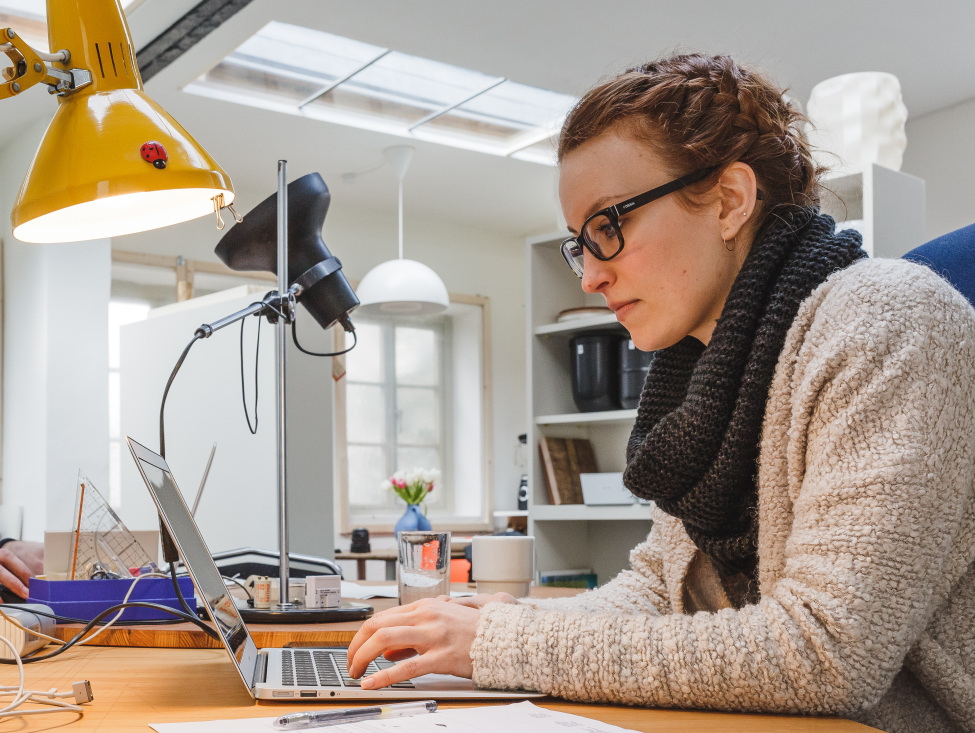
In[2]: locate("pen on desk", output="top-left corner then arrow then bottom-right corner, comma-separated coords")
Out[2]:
272,700 -> 437,730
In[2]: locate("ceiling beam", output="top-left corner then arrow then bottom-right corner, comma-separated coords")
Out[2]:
137,0 -> 254,82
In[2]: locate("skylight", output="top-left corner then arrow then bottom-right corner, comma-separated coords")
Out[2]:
184,21 -> 575,165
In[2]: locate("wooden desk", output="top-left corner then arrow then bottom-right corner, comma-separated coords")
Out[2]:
14,645 -> 878,732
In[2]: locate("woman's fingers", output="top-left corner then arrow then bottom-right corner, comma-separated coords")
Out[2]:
383,648 -> 418,662
346,598 -> 480,688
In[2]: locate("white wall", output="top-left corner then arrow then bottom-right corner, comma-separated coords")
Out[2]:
1,126 -> 527,544
1,125 -> 111,541
903,96 -> 975,241
113,183 -> 530,527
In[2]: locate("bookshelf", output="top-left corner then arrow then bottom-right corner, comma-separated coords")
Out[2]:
526,232 -> 653,586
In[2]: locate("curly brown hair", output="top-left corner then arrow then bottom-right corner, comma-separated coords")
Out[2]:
558,53 -> 820,229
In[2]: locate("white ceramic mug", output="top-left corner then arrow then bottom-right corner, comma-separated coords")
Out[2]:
471,535 -> 534,597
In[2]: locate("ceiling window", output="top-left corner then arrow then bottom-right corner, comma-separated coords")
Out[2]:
184,21 -> 574,165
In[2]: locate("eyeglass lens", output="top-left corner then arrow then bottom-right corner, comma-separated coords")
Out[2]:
582,213 -> 623,258
561,240 -> 585,277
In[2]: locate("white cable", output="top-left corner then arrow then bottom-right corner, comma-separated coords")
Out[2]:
78,571 -> 167,646
0,634 -> 88,720
0,571 -> 169,650
0,606 -> 65,646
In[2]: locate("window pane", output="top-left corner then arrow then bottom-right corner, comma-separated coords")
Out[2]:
395,327 -> 438,385
306,51 -> 499,127
347,384 -> 386,443
348,445 -> 391,507
346,321 -> 383,383
198,22 -> 385,105
397,387 -> 439,444
415,80 -> 575,148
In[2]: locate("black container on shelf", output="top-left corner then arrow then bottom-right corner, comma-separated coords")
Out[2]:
570,331 -> 623,412
619,338 -> 654,409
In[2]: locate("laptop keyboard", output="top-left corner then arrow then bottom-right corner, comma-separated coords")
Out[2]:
281,649 -> 415,689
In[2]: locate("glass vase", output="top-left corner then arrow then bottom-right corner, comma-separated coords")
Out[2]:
394,503 -> 431,536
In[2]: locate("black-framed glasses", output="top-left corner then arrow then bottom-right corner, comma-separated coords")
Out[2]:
560,167 -> 717,278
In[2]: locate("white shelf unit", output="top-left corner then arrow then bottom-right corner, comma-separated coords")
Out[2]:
819,164 -> 925,258
526,232 -> 653,585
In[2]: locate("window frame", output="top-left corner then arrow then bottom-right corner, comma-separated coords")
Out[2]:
334,292 -> 493,534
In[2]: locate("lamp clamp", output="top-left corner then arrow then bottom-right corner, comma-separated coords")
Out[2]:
1,28 -> 89,100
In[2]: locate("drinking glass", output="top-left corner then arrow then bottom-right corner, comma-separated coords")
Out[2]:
397,530 -> 451,605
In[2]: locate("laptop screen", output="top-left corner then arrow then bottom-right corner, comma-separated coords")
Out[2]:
126,436 -> 261,691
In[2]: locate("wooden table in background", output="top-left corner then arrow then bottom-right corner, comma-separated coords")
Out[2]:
18,645 -> 879,732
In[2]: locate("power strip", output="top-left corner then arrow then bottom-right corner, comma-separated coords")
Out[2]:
0,604 -> 56,659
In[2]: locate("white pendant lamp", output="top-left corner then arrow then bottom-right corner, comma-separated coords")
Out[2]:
356,146 -> 449,315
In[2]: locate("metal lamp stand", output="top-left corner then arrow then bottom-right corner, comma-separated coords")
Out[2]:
199,160 -> 371,623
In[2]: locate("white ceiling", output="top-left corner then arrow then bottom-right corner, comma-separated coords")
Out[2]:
4,0 -> 975,241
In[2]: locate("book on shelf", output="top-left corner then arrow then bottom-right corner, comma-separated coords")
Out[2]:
537,436 -> 596,505
538,567 -> 598,589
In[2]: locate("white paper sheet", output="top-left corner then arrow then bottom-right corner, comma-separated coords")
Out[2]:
149,700 -> 638,733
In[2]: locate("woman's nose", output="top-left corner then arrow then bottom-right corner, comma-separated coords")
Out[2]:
581,250 -> 612,294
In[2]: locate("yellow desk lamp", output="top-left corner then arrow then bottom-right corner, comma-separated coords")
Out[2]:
2,0 -> 235,243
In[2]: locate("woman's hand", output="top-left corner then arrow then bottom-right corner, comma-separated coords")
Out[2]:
346,598 -> 481,689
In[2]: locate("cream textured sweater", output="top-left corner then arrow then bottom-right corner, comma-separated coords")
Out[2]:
471,258 -> 975,732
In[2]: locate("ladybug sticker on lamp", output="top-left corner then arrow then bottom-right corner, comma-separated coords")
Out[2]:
140,141 -> 168,169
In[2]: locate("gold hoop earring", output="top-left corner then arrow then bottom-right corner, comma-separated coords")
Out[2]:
723,235 -> 736,253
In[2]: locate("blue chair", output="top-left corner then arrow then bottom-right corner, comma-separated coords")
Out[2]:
903,223 -> 975,307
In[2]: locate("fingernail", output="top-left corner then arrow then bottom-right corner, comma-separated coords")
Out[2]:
361,677 -> 375,690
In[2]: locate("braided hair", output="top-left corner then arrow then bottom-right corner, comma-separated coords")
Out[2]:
558,53 -> 820,235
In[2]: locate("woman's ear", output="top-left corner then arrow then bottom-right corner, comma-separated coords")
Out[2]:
717,162 -> 760,241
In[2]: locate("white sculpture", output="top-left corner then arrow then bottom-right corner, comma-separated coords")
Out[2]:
805,72 -> 908,175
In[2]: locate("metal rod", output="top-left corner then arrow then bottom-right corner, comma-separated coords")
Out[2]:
276,160 -> 292,608
191,443 -> 217,517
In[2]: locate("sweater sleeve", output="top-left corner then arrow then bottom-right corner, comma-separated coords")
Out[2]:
524,516 -> 670,616
471,260 -> 975,715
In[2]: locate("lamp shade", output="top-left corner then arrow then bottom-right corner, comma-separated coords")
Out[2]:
356,259 -> 450,315
10,0 -> 234,243
215,172 -> 359,331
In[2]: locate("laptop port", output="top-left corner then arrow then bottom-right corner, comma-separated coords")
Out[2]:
300,691 -> 317,698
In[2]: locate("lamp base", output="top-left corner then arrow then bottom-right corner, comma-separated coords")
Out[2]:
235,598 -> 373,624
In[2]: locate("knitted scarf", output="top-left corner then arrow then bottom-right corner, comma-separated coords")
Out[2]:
623,207 -> 866,580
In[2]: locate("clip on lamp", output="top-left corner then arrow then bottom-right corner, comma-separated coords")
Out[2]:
2,0 -> 236,243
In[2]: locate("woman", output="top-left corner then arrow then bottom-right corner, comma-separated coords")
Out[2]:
347,54 -> 975,732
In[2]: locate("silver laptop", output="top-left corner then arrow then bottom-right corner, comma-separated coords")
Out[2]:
126,436 -> 540,701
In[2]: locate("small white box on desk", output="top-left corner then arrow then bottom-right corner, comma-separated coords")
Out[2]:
580,472 -> 634,505
304,575 -> 340,608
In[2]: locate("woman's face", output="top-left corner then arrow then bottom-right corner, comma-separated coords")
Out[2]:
559,130 -> 746,350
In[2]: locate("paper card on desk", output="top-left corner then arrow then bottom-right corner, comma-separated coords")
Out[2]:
150,701 -> 639,733
340,581 -> 474,600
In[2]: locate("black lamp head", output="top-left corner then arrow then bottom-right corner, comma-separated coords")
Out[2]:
214,172 -> 358,331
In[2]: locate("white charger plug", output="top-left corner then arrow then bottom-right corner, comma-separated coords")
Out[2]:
0,603 -> 56,658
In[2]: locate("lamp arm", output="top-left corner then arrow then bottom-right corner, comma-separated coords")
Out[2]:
1,28 -> 90,99
193,285 -> 302,339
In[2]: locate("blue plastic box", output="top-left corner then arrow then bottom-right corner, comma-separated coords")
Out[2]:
26,577 -> 196,622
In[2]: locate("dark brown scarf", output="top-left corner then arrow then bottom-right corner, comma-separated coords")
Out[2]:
623,208 -> 866,581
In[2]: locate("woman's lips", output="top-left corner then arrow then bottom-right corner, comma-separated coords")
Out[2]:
609,300 -> 638,321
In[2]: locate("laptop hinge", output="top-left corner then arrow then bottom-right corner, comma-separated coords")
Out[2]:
254,650 -> 269,688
